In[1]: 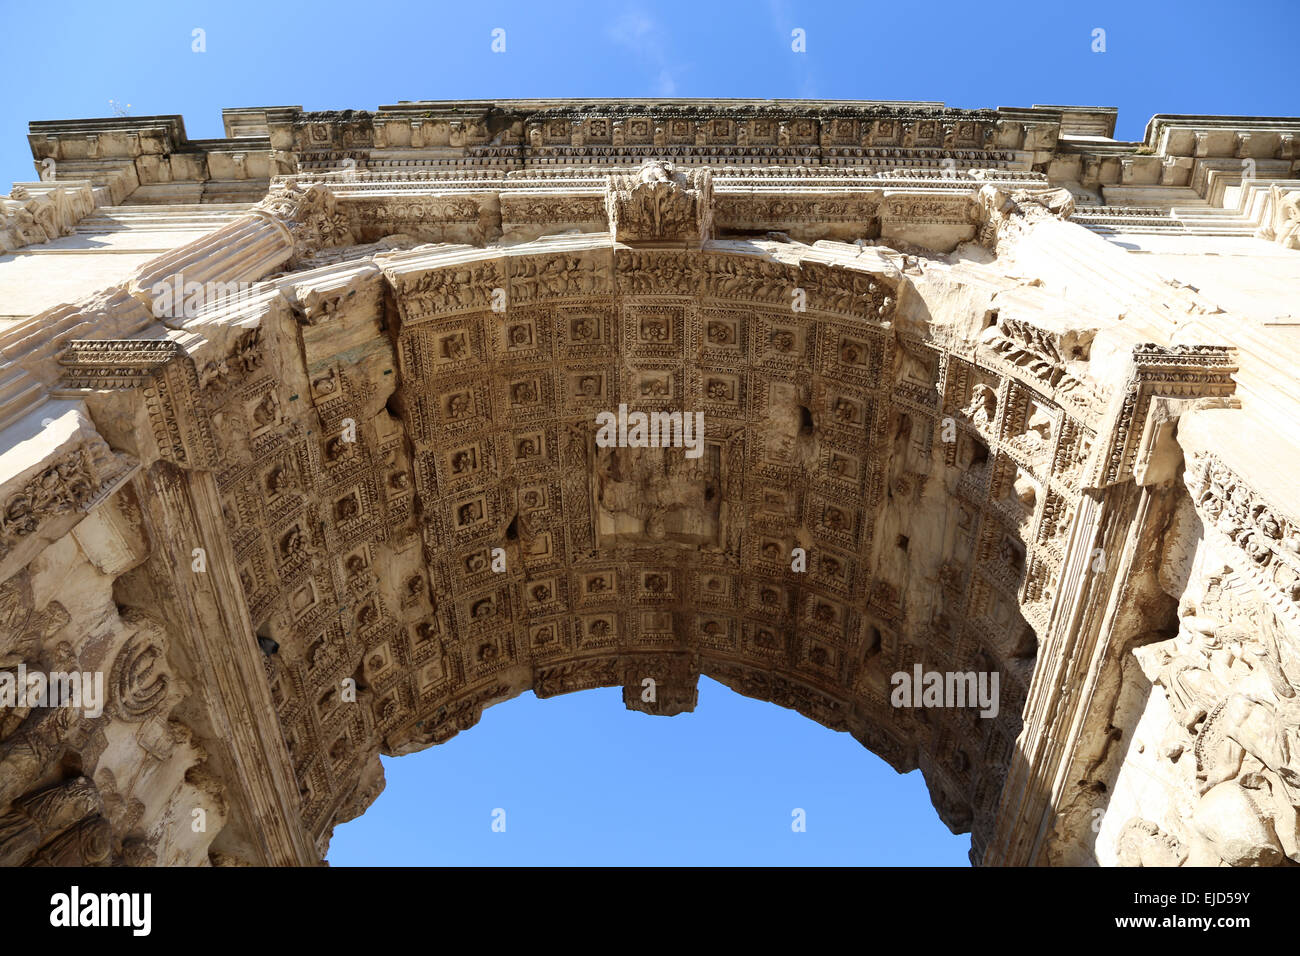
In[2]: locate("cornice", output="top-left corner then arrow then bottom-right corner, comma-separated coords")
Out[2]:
27,100 -> 1298,213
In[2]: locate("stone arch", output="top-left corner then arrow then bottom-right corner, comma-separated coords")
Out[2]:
75,229 -> 1124,860
5,100 -> 1300,869
31,161 -> 1245,866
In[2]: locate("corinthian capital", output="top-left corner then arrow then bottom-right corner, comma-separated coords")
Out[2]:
975,184 -> 1076,250
252,182 -> 355,265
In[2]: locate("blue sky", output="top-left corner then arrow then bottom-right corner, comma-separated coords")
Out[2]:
2,0 -> 1298,187
3,0 -> 1295,865
327,677 -> 970,866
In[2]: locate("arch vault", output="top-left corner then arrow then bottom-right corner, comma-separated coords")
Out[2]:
3,99 -> 1299,867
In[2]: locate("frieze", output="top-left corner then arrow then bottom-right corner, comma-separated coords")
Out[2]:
0,438 -> 135,560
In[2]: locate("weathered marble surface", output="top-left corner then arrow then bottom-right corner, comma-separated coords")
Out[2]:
0,100 -> 1297,866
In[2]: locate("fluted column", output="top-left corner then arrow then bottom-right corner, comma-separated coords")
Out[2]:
0,183 -> 350,435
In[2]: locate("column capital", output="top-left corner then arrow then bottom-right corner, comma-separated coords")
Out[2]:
250,181 -> 355,265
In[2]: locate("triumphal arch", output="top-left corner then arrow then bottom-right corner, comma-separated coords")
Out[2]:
2,99 -> 1299,866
